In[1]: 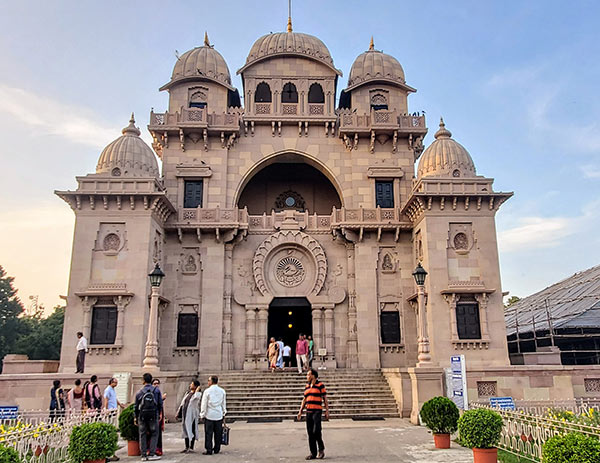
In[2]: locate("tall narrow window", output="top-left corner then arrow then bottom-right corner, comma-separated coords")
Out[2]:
255,82 -> 272,102
308,83 -> 324,103
282,82 -> 298,103
456,298 -> 482,339
375,181 -> 394,208
184,180 -> 203,208
177,313 -> 199,347
380,311 -> 401,344
90,306 -> 117,344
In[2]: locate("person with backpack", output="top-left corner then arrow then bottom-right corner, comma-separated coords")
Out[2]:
83,375 -> 102,413
134,373 -> 163,461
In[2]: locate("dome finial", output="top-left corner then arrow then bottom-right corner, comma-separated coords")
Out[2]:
369,36 -> 374,51
204,31 -> 211,47
434,116 -> 452,139
130,112 -> 135,124
287,0 -> 293,32
122,114 -> 141,137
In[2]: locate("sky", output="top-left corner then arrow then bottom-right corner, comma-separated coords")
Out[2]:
0,0 -> 599,312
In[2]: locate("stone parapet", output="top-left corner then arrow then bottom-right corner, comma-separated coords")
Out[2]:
2,355 -> 59,374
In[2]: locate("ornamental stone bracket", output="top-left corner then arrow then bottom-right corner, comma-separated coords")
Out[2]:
252,230 -> 327,298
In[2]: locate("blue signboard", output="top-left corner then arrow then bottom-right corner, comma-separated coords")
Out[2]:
0,406 -> 18,419
450,355 -> 468,410
489,397 -> 515,411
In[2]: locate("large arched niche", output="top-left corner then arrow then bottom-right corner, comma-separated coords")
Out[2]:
235,151 -> 343,214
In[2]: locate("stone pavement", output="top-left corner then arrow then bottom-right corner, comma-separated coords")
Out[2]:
116,419 -> 472,463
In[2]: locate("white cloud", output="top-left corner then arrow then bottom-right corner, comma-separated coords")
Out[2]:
581,164 -> 600,179
0,84 -> 121,149
498,216 -> 574,253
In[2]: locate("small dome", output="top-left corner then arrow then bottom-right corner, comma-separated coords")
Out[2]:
417,119 -> 476,179
239,27 -> 341,75
347,38 -> 412,91
96,115 -> 159,178
163,33 -> 233,90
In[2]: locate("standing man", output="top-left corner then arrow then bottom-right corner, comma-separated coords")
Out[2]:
103,377 -> 124,411
200,375 -> 227,455
296,333 -> 308,373
76,331 -> 87,373
134,373 -> 163,461
282,343 -> 292,368
297,368 -> 329,460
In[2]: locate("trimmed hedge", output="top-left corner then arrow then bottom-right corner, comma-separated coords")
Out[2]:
457,408 -> 503,449
542,432 -> 600,463
118,404 -> 139,441
68,422 -> 118,463
0,445 -> 21,463
420,396 -> 460,434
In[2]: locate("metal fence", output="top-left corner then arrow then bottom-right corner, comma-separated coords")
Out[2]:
472,404 -> 600,462
0,410 -> 118,463
471,397 -> 600,416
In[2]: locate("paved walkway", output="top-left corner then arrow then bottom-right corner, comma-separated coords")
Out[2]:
117,419 -> 471,463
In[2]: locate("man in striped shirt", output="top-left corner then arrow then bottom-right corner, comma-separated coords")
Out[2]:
297,368 -> 329,460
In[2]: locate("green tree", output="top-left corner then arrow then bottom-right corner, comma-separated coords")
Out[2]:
504,295 -> 520,309
0,266 -> 25,372
14,305 -> 65,360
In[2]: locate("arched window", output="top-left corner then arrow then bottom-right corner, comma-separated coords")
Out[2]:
370,93 -> 388,111
254,82 -> 272,103
282,82 -> 298,103
189,90 -> 207,109
308,83 -> 324,103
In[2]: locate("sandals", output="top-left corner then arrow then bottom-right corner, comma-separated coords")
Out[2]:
305,455 -> 316,460
317,451 -> 325,459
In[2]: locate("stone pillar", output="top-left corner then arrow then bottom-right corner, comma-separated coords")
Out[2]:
143,286 -> 161,371
244,306 -> 256,369
222,244 -> 234,370
324,307 -> 335,355
416,284 -> 432,366
311,306 -> 324,351
256,305 -> 269,355
408,366 -> 444,424
475,293 -> 490,339
346,244 -> 359,368
113,295 -> 131,346
80,296 -> 97,341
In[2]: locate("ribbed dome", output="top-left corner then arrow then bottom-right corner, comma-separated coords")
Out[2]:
239,28 -> 341,75
347,38 -> 410,91
417,119 -> 476,179
164,33 -> 233,90
96,115 -> 159,178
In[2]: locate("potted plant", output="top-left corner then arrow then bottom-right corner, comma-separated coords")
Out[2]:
118,404 -> 140,456
542,432 -> 600,463
457,408 -> 503,463
0,444 -> 21,463
68,422 -> 118,463
420,396 -> 460,449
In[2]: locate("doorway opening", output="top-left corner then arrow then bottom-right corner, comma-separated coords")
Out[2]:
268,297 -> 312,367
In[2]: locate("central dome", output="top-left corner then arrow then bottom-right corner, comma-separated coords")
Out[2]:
239,28 -> 341,75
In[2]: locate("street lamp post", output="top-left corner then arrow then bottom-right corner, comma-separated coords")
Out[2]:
143,263 -> 165,370
413,263 -> 432,366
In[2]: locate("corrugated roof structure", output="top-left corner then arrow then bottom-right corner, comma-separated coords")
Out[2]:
505,264 -> 600,336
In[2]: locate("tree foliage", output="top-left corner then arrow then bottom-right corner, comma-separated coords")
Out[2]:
504,296 -> 521,309
0,266 -> 25,371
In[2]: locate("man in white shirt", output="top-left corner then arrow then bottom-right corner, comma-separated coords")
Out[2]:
200,375 -> 227,455
76,332 -> 87,373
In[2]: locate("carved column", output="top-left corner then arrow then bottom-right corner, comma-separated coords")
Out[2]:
245,306 -> 256,365
324,307 -> 335,356
256,305 -> 269,355
143,286 -> 161,370
444,293 -> 459,340
311,306 -> 324,352
113,295 -> 131,346
475,293 -> 490,339
416,284 -> 432,366
80,296 -> 97,341
222,243 -> 234,370
346,244 -> 359,368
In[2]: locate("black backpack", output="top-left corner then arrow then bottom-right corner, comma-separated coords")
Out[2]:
139,387 -> 157,421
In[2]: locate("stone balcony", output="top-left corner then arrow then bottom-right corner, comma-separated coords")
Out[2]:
338,110 -> 426,135
149,108 -> 240,131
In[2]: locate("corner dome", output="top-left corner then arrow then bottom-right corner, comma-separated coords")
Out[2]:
238,25 -> 341,76
96,115 -> 159,178
347,38 -> 414,92
417,119 -> 476,179
161,33 -> 233,91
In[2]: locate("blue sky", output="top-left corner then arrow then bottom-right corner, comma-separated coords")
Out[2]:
0,0 -> 599,310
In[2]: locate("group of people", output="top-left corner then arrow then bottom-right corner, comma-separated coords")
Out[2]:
267,333 -> 314,373
134,373 -> 227,459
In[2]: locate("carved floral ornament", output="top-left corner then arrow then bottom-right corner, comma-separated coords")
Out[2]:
252,230 -> 327,297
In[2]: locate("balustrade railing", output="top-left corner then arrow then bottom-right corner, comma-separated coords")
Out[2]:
0,410 -> 118,463
149,110 -> 239,129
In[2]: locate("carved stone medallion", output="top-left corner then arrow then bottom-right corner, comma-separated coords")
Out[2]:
275,256 -> 305,287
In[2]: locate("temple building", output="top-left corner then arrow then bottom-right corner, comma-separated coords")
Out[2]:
56,25 -> 513,376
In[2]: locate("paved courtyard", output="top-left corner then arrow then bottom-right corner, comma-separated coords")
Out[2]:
116,419 -> 471,463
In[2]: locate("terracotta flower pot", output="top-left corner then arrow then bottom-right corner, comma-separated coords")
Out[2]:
127,440 -> 141,456
433,433 -> 451,449
83,460 -> 106,463
472,447 -> 497,463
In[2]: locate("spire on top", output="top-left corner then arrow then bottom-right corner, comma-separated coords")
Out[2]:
130,112 -> 135,124
287,0 -> 293,32
204,31 -> 211,47
434,117 -> 452,139
122,113 -> 141,137
369,36 -> 374,51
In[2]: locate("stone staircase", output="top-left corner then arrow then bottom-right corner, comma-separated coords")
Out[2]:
210,369 -> 399,421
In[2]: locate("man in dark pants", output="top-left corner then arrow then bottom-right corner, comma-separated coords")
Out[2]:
200,375 -> 227,455
75,331 -> 87,373
297,368 -> 330,460
134,373 -> 164,461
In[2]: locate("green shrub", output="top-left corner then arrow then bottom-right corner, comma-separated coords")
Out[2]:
420,396 -> 460,434
542,432 -> 600,463
458,408 -> 503,449
68,422 -> 118,463
118,404 -> 139,441
0,445 -> 21,463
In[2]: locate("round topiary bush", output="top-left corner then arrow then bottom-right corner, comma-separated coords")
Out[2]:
457,408 -> 503,449
0,444 -> 21,463
542,432 -> 600,463
118,404 -> 139,441
68,422 -> 118,463
420,396 -> 460,434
